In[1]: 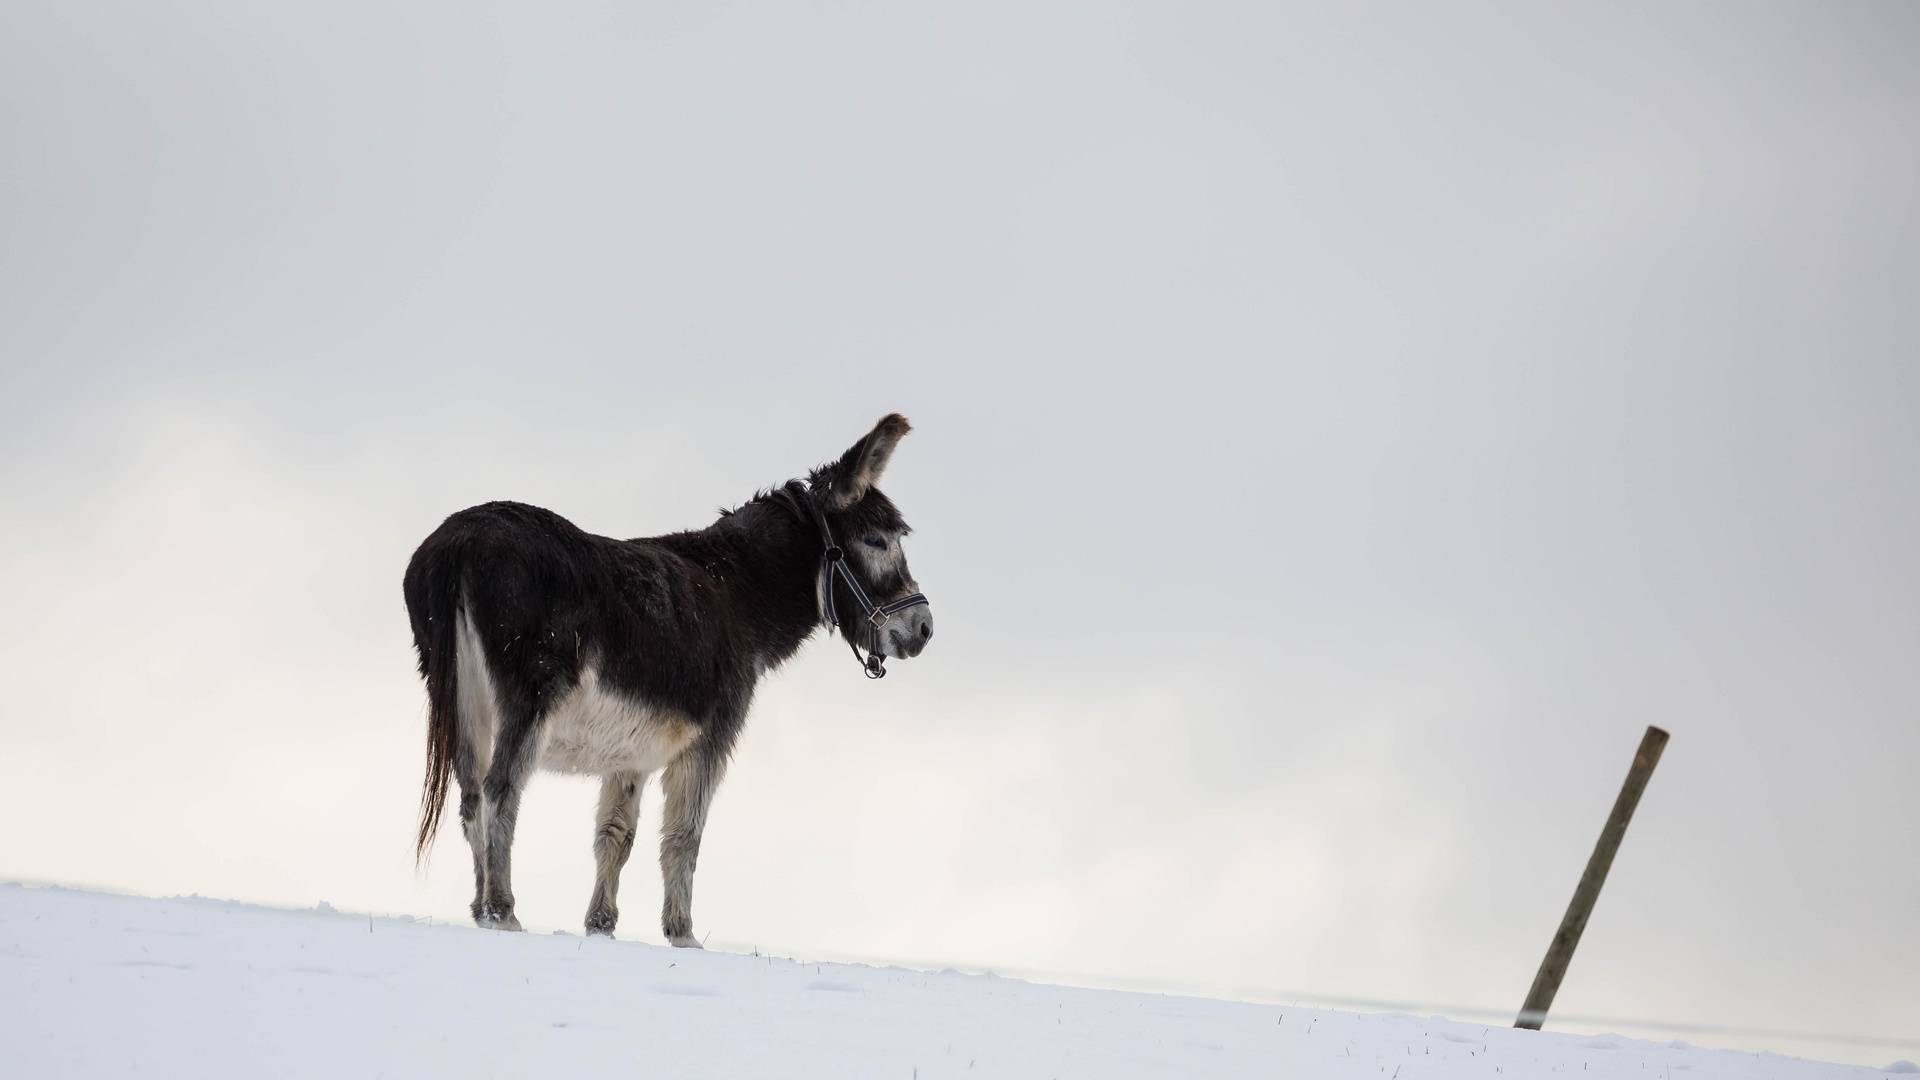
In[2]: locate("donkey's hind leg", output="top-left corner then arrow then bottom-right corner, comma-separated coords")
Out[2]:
475,702 -> 543,932
659,745 -> 728,948
452,607 -> 500,925
455,752 -> 487,924
584,770 -> 646,937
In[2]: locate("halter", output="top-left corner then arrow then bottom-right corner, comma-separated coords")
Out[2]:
792,481 -> 929,679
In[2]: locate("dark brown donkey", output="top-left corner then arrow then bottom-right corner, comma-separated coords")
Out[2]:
403,415 -> 933,943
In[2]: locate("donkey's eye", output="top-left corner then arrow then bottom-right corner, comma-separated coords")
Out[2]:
862,537 -> 888,550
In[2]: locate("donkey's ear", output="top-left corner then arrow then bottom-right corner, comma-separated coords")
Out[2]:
823,413 -> 912,508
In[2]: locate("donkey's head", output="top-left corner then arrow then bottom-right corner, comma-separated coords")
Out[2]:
810,413 -> 933,662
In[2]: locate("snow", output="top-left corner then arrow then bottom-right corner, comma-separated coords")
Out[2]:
0,883 -> 1900,1079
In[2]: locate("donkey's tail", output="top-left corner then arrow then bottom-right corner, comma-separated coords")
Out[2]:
402,541 -> 462,865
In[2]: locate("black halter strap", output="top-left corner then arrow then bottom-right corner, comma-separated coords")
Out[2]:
789,481 -> 929,679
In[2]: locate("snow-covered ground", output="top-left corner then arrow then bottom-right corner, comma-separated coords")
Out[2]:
1,883 -> 1906,1079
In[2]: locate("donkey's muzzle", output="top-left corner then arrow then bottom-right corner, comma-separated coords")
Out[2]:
887,605 -> 933,659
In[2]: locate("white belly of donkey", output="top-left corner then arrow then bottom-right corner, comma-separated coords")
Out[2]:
538,668 -> 697,776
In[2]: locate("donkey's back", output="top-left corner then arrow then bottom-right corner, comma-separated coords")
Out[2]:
405,499 -> 744,723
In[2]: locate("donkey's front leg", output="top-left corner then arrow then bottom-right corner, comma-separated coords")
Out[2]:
659,747 -> 727,948
584,769 -> 646,937
476,713 -> 541,931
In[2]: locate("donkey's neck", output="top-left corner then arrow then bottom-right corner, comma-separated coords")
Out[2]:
688,496 -> 826,671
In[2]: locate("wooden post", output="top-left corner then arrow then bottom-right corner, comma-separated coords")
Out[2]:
1515,725 -> 1670,1030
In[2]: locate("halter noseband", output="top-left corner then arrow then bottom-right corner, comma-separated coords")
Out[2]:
791,481 -> 929,679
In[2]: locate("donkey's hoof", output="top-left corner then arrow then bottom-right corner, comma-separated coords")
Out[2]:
584,912 -> 617,937
477,911 -> 523,932
667,934 -> 703,949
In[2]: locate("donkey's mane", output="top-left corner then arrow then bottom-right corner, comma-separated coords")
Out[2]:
717,478 -> 913,536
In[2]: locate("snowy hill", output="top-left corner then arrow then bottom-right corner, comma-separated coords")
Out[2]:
0,883 -> 1902,1079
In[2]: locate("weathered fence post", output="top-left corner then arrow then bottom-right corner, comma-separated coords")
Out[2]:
1515,725 -> 1670,1031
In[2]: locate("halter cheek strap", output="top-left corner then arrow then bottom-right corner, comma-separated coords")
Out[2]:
795,482 -> 929,679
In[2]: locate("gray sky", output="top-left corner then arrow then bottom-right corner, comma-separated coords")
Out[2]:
3,0 -> 1915,1065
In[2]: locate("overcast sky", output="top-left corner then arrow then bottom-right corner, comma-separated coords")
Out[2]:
2,1 -> 1915,1065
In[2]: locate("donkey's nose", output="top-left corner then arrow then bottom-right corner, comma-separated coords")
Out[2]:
892,609 -> 932,658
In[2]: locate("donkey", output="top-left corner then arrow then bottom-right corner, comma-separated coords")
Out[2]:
402,414 -> 932,944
